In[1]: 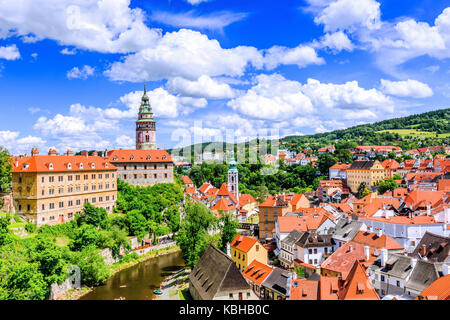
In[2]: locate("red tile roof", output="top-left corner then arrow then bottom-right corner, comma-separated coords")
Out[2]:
242,260 -> 273,285
381,159 -> 400,170
319,276 -> 340,300
290,280 -> 319,300
239,193 -> 257,206
198,183 -> 212,194
352,231 -> 404,250
320,241 -> 377,280
403,190 -> 445,210
362,215 -> 441,225
230,235 -> 259,253
211,197 -> 235,212
277,214 -> 330,233
338,261 -> 380,300
184,186 -> 196,195
106,149 -> 172,163
182,175 -> 193,185
414,274 -> 450,300
11,155 -> 116,173
329,163 -> 351,170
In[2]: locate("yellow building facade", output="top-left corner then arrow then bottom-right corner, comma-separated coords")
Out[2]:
346,160 -> 385,193
11,150 -> 117,226
230,235 -> 268,272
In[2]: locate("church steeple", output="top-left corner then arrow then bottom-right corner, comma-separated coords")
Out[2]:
228,150 -> 239,202
136,84 -> 156,150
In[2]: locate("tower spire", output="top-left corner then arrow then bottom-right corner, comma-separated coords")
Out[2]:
144,83 -> 147,95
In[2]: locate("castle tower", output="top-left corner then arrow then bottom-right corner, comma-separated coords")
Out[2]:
136,84 -> 156,150
228,151 -> 239,202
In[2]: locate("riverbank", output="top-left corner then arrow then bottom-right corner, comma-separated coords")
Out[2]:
61,244 -> 181,300
154,268 -> 191,300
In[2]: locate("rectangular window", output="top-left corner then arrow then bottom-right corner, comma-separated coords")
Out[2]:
49,189 -> 54,195
49,176 -> 54,182
84,174 -> 88,180
98,174 -> 102,179
84,186 -> 88,191
68,175 -> 73,181
99,197 -> 103,202
59,202 -> 64,208
76,200 -> 81,206
42,189 -> 45,196
92,174 -> 96,179
49,203 -> 54,209
92,198 -> 96,203
76,175 -> 80,181
92,185 -> 96,191
58,176 -> 63,182
42,204 -> 45,210
381,275 -> 385,282
68,200 -> 73,207
134,174 -> 137,179
41,177 -> 45,183
59,188 -> 64,194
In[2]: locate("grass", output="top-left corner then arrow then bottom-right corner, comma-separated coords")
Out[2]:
377,129 -> 450,138
55,236 -> 71,247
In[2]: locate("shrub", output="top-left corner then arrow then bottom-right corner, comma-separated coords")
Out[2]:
25,222 -> 36,234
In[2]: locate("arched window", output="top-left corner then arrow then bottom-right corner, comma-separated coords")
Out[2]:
91,163 -> 95,169
49,163 -> 54,170
80,162 -> 84,169
68,162 -> 72,169
147,155 -> 151,160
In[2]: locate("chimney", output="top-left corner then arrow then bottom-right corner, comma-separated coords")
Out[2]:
48,148 -> 58,156
31,148 -> 39,156
380,249 -> 388,267
80,150 -> 89,157
367,225 -> 372,233
226,242 -> 231,257
377,228 -> 383,237
410,258 -> 417,270
421,244 -> 427,257
426,204 -> 431,216
364,245 -> 370,261
443,264 -> 449,276
92,151 -> 98,156
65,149 -> 74,156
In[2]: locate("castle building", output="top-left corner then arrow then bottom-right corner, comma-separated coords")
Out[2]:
10,149 -> 117,226
136,84 -> 156,150
106,149 -> 174,186
346,160 -> 385,193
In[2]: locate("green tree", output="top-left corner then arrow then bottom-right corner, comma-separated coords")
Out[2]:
126,209 -> 148,240
0,216 -> 12,246
317,153 -> 337,177
71,246 -> 109,286
69,224 -> 100,251
219,213 -> 240,252
392,173 -> 402,180
377,178 -> 398,194
2,262 -> 47,300
357,182 -> 368,198
77,202 -> 109,228
175,202 -> 217,268
0,146 -> 12,191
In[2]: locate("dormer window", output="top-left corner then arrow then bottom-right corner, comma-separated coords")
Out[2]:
162,156 -> 166,160
80,163 -> 84,169
130,156 -> 134,160
22,163 -> 28,170
105,162 -> 108,168
147,156 -> 151,160
49,163 -> 54,170
91,163 -> 95,169
68,162 -> 72,169
113,156 -> 118,161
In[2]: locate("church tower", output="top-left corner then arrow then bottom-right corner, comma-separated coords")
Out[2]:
227,151 -> 239,202
136,84 -> 156,150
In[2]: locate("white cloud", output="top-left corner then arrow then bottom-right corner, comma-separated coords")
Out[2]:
185,0 -> 209,4
165,120 -> 189,128
150,10 -> 247,31
0,130 -> 19,149
380,79 -> 433,98
0,0 -> 161,54
263,45 -> 325,70
302,78 -> 393,111
105,88 -> 207,119
0,44 -> 20,60
31,52 -> 38,60
312,0 -> 381,32
115,135 -> 134,149
167,75 -> 235,99
315,31 -> 354,52
425,65 -> 440,73
16,135 -> 46,145
105,29 -> 263,82
227,74 -> 314,121
66,65 -> 95,80
60,48 -> 77,55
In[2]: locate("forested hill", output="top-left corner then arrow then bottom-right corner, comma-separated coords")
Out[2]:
170,108 -> 449,156
280,108 -> 449,152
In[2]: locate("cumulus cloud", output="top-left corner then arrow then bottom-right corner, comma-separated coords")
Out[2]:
105,29 -> 263,82
311,0 -> 381,32
262,45 -> 325,70
0,0 -> 161,54
0,44 -> 20,60
185,0 -> 209,4
380,79 -> 433,98
150,10 -> 247,31
167,75 -> 235,99
60,48 -> 77,55
0,131 -> 47,154
314,31 -> 354,52
66,65 -> 95,80
115,135 -> 134,149
227,74 -> 393,123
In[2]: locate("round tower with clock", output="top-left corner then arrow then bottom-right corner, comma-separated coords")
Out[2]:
136,84 -> 156,150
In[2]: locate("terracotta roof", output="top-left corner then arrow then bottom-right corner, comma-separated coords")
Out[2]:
290,280 -> 319,300
106,149 -> 172,163
329,163 -> 351,170
205,188 -> 219,196
320,241 -> 377,280
277,214 -> 330,233
184,186 -> 196,195
242,260 -> 273,285
352,231 -> 404,250
239,193 -> 257,206
11,155 -> 116,173
381,159 -> 400,170
198,183 -> 212,194
230,235 -> 259,253
211,197 -> 235,212
182,175 -> 193,185
357,197 -> 401,217
415,275 -> 450,300
338,261 -> 380,300
403,190 -> 445,210
362,215 -> 441,225
438,179 -> 450,191
290,193 -> 306,207
319,276 -> 340,300
217,183 -> 238,204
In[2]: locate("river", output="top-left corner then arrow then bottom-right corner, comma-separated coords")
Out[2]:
80,251 -> 185,300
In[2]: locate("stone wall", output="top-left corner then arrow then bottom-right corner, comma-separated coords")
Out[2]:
132,241 -> 176,255
0,192 -> 14,213
101,248 -> 120,266
49,265 -> 81,300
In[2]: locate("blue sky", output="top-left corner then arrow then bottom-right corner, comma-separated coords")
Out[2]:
0,0 -> 449,155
